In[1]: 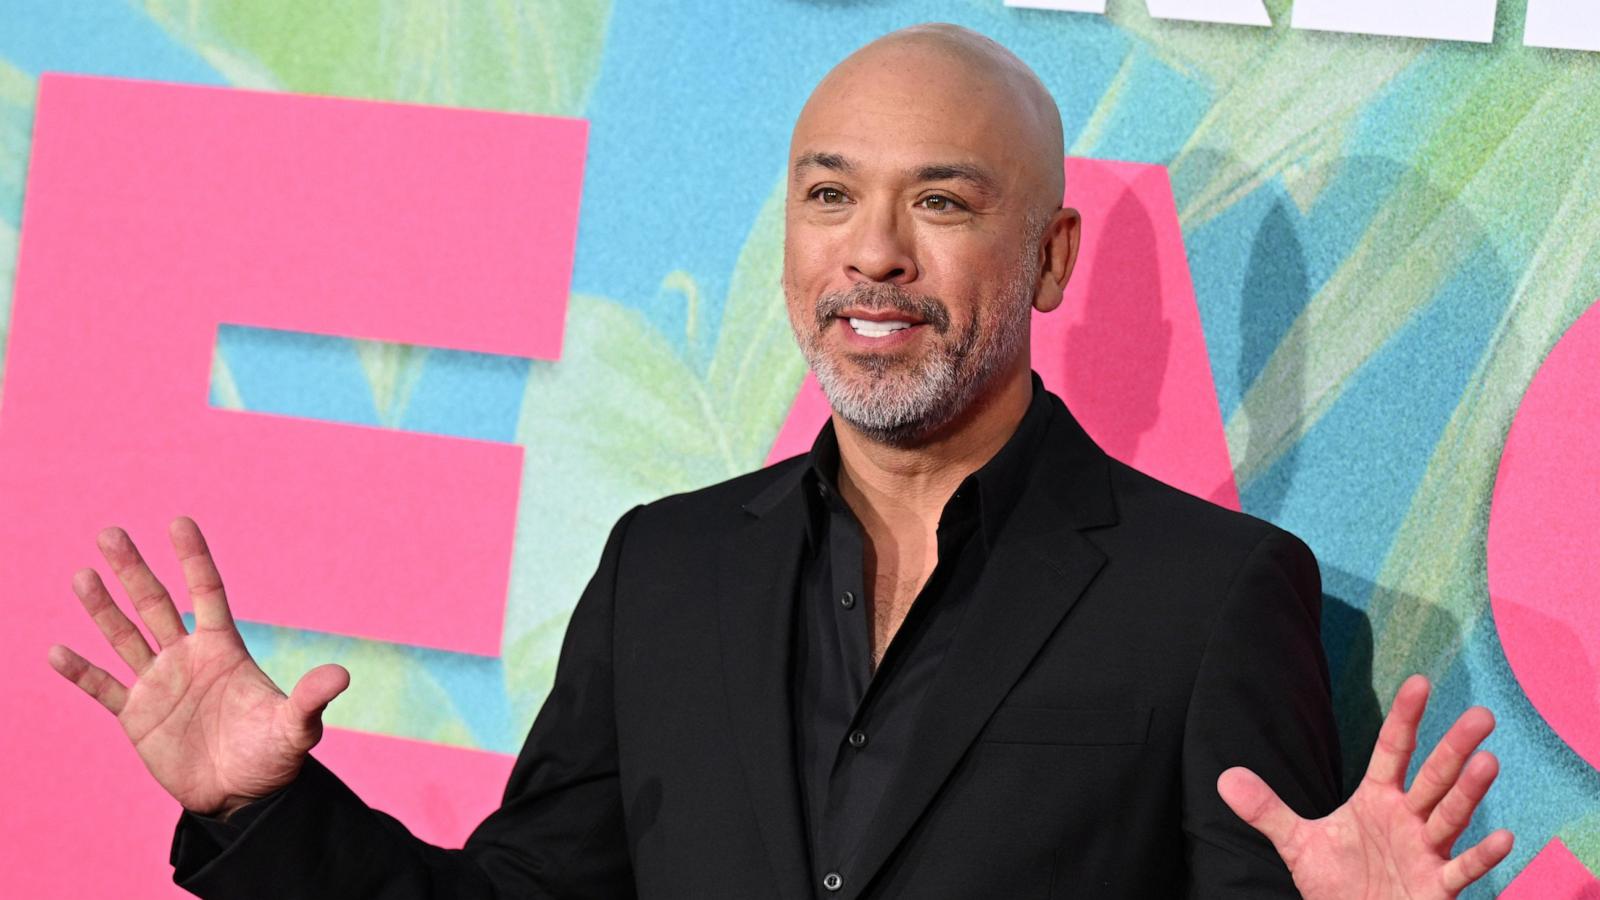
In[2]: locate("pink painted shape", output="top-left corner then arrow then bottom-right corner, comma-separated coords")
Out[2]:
1488,297 -> 1600,773
314,729 -> 516,848
766,371 -> 830,464
1039,158 -> 1237,508
1500,839 -> 1600,899
5,74 -> 587,654
769,157 -> 1239,510
0,76 -> 583,897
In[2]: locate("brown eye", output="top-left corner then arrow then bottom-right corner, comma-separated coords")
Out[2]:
813,187 -> 846,204
919,195 -> 960,212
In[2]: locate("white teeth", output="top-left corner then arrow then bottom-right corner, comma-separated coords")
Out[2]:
848,317 -> 913,338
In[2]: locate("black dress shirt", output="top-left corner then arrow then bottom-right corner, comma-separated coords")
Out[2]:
793,379 -> 1052,890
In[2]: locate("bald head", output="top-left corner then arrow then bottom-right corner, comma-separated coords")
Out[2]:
793,23 -> 1065,217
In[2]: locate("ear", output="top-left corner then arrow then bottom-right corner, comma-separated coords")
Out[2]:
1032,207 -> 1081,314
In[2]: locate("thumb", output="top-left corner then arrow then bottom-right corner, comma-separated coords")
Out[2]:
283,664 -> 350,751
1218,766 -> 1303,851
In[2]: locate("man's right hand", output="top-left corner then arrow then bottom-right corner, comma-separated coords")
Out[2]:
48,517 -> 350,819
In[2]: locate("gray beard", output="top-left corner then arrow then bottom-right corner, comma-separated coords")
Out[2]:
793,238 -> 1038,447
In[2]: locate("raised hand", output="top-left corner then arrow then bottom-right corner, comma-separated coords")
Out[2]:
1218,675 -> 1514,899
48,517 -> 350,818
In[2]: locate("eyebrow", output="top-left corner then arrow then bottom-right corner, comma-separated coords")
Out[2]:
911,162 -> 1000,196
792,151 -> 855,179
791,152 -> 1000,198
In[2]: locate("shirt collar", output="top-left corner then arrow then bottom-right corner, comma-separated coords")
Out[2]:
801,373 -> 1054,549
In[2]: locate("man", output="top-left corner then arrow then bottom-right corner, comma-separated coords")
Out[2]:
50,24 -> 1511,899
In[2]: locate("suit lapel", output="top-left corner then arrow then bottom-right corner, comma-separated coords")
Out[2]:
843,399 -> 1118,898
717,466 -> 813,900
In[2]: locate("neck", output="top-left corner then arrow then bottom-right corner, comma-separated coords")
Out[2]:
832,360 -> 1033,530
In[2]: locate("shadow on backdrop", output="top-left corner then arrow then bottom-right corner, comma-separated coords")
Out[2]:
1323,566 -> 1475,806
1320,566 -> 1386,799
1235,199 -> 1309,520
1063,184 -> 1173,462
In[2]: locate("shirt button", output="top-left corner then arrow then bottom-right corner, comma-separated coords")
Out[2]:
823,872 -> 844,892
848,729 -> 868,748
839,590 -> 856,609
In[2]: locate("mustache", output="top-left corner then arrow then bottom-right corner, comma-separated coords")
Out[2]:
812,284 -> 952,334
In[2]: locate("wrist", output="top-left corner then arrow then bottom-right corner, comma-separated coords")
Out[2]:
191,790 -> 282,827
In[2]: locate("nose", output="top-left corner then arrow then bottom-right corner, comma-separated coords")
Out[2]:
845,201 -> 918,285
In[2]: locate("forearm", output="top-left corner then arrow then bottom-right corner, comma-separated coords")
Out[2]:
172,756 -> 503,899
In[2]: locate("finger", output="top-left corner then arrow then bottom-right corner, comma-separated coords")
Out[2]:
1217,767 -> 1304,853
47,644 -> 129,715
71,568 -> 156,674
1424,751 -> 1500,850
98,526 -> 188,648
1440,829 -> 1514,895
282,664 -> 351,753
1364,674 -> 1431,787
1405,706 -> 1495,817
169,517 -> 235,633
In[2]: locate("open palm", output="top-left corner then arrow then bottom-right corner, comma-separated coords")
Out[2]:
1219,675 -> 1514,899
48,517 -> 349,818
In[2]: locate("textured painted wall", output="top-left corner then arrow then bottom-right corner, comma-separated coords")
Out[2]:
2,1 -> 1597,896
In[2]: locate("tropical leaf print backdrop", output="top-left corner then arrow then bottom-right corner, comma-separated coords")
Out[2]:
2,1 -> 1596,894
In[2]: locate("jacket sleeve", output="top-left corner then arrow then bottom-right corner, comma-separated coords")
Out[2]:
171,506 -> 643,899
1181,529 -> 1343,898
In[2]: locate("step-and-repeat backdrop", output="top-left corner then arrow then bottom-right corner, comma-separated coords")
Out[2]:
2,1 -> 1597,896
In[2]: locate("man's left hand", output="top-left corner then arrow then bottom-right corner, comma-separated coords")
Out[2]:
1218,674 -> 1514,899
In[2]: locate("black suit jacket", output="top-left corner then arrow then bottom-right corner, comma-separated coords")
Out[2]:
173,390 -> 1341,898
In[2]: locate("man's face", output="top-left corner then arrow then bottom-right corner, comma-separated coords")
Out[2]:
782,44 -> 1052,445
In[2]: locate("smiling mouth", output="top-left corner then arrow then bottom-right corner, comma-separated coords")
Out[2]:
846,317 -> 919,338
814,284 -> 949,340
